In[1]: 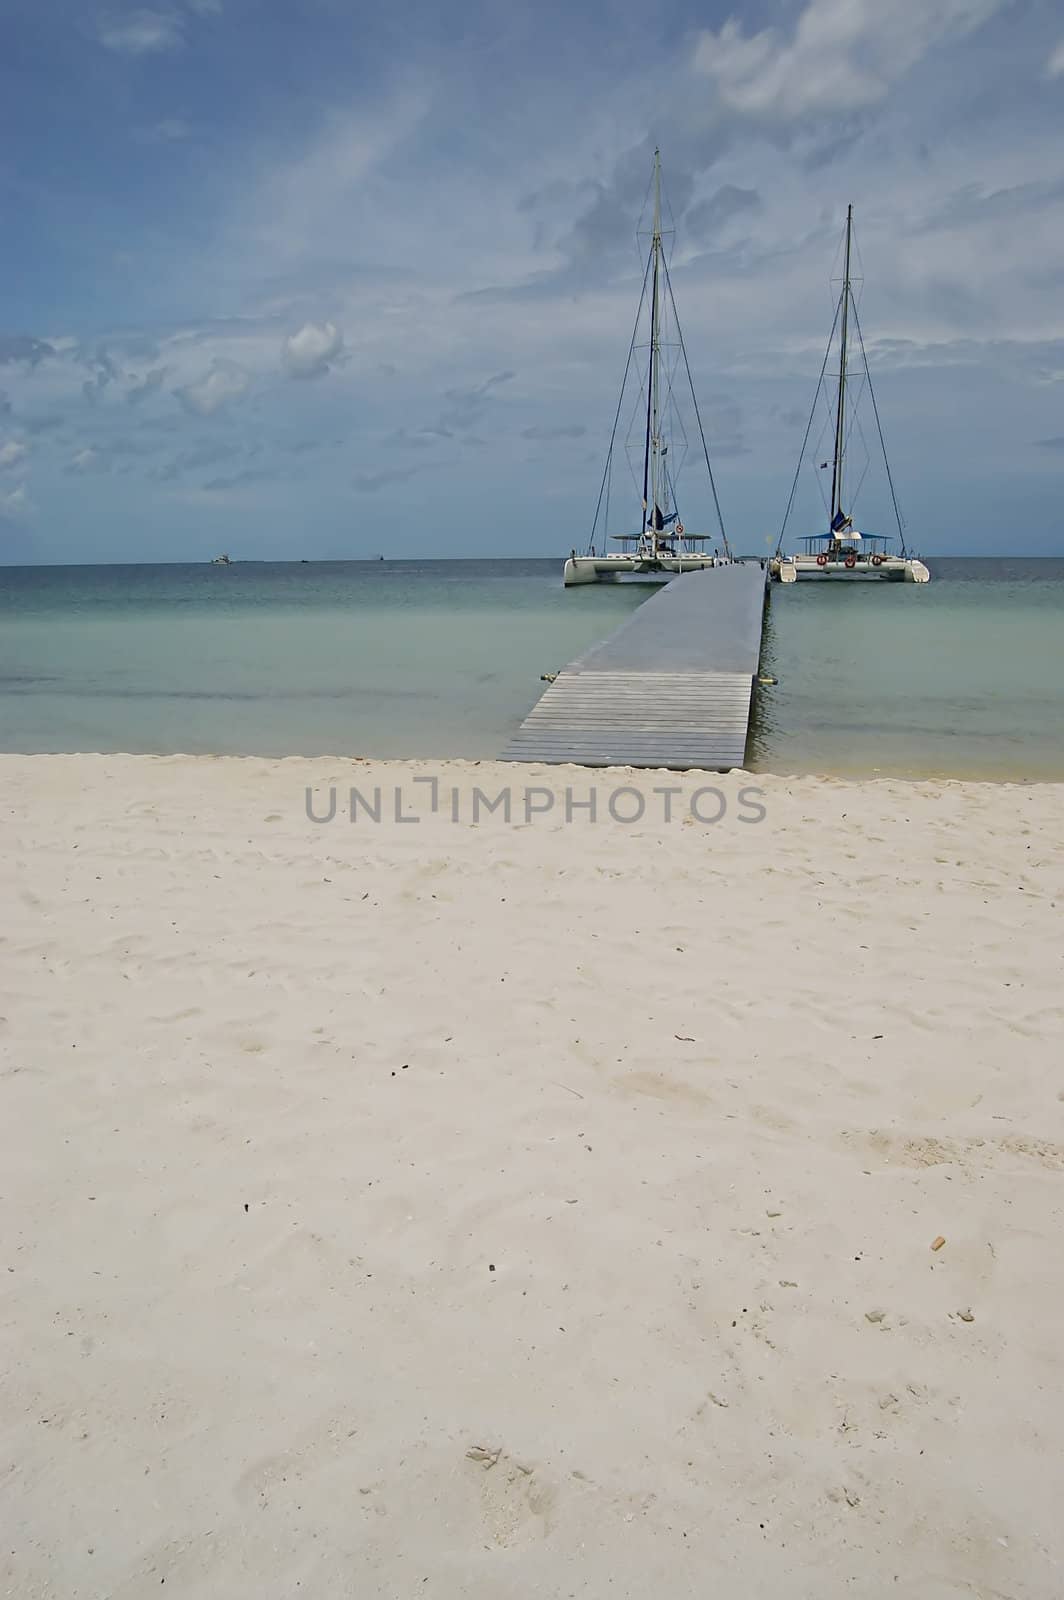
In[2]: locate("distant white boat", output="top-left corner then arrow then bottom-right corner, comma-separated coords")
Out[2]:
771,205 -> 929,586
564,150 -> 735,587
211,553 -> 231,566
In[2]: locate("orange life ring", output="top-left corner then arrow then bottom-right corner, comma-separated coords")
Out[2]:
816,553 -> 828,567
675,521 -> 684,535
871,553 -> 883,567
845,554 -> 857,569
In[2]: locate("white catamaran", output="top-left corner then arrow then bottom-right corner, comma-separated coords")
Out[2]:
564,151 -> 734,586
771,205 -> 929,585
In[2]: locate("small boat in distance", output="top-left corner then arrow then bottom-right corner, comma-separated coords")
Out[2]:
564,151 -> 734,586
211,553 -> 231,566
771,206 -> 929,585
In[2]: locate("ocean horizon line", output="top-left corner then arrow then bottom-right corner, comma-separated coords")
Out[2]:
4,552 -> 1064,571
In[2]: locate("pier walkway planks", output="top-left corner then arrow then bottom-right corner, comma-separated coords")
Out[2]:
502,561 -> 768,771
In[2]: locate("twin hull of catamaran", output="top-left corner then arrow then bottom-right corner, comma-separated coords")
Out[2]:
564,552 -> 732,585
772,552 -> 930,583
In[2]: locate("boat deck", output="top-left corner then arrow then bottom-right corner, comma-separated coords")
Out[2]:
502,561 -> 768,770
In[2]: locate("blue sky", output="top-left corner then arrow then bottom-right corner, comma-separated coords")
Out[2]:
1,0 -> 1063,561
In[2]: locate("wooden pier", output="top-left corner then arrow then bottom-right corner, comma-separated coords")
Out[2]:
502,561 -> 768,771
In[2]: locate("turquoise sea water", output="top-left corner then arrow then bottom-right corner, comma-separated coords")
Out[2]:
1,558 -> 1062,778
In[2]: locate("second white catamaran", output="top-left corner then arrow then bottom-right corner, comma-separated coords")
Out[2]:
771,205 -> 929,585
564,151 -> 734,586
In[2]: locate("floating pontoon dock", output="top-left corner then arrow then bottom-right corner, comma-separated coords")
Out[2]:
502,562 -> 768,771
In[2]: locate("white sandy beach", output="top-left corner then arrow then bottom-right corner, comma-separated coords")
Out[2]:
2,754 -> 1063,1598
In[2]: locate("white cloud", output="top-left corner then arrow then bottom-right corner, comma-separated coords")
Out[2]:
97,9 -> 185,55
176,364 -> 250,416
693,0 -> 1003,120
1047,41 -> 1064,78
0,439 -> 29,472
247,93 -> 429,269
69,447 -> 101,473
282,321 -> 344,379
0,484 -> 30,522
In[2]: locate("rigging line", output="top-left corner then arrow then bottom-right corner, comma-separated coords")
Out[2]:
775,290 -> 843,557
624,382 -> 648,461
670,466 -> 687,531
849,413 -> 872,508
660,159 -> 680,243
813,385 -> 835,443
623,378 -> 649,503
588,247 -> 653,553
661,252 -> 731,559
665,378 -> 691,476
813,396 -> 834,448
847,215 -> 866,313
843,380 -> 871,504
812,405 -> 834,520
814,467 -> 831,521
632,163 -> 657,271
662,388 -> 690,489
812,423 -> 832,520
850,298 -> 908,557
662,378 -> 684,459
624,450 -> 643,502
604,439 -> 611,545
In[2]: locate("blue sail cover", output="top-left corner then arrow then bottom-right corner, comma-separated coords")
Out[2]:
830,509 -> 852,533
651,505 -> 678,530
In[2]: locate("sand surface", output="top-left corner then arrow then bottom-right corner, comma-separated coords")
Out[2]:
2,755 -> 1063,1598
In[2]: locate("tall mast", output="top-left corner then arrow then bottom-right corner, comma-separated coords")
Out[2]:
830,203 -> 853,528
641,150 -> 663,547
649,149 -> 663,548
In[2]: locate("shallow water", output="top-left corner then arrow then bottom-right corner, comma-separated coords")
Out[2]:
1,557 -> 1062,778
753,557 -> 1064,779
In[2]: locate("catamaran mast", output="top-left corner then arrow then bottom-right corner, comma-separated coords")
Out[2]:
589,147 -> 732,563
640,150 -> 664,551
830,203 -> 853,530
649,150 -> 663,551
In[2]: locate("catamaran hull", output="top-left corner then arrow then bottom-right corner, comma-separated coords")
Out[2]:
564,555 -> 732,587
772,557 -> 930,584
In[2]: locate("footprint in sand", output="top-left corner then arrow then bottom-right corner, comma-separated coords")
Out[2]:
464,1446 -> 554,1546
840,1128 -> 1064,1172
615,1069 -> 714,1109
234,1417 -> 360,1508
